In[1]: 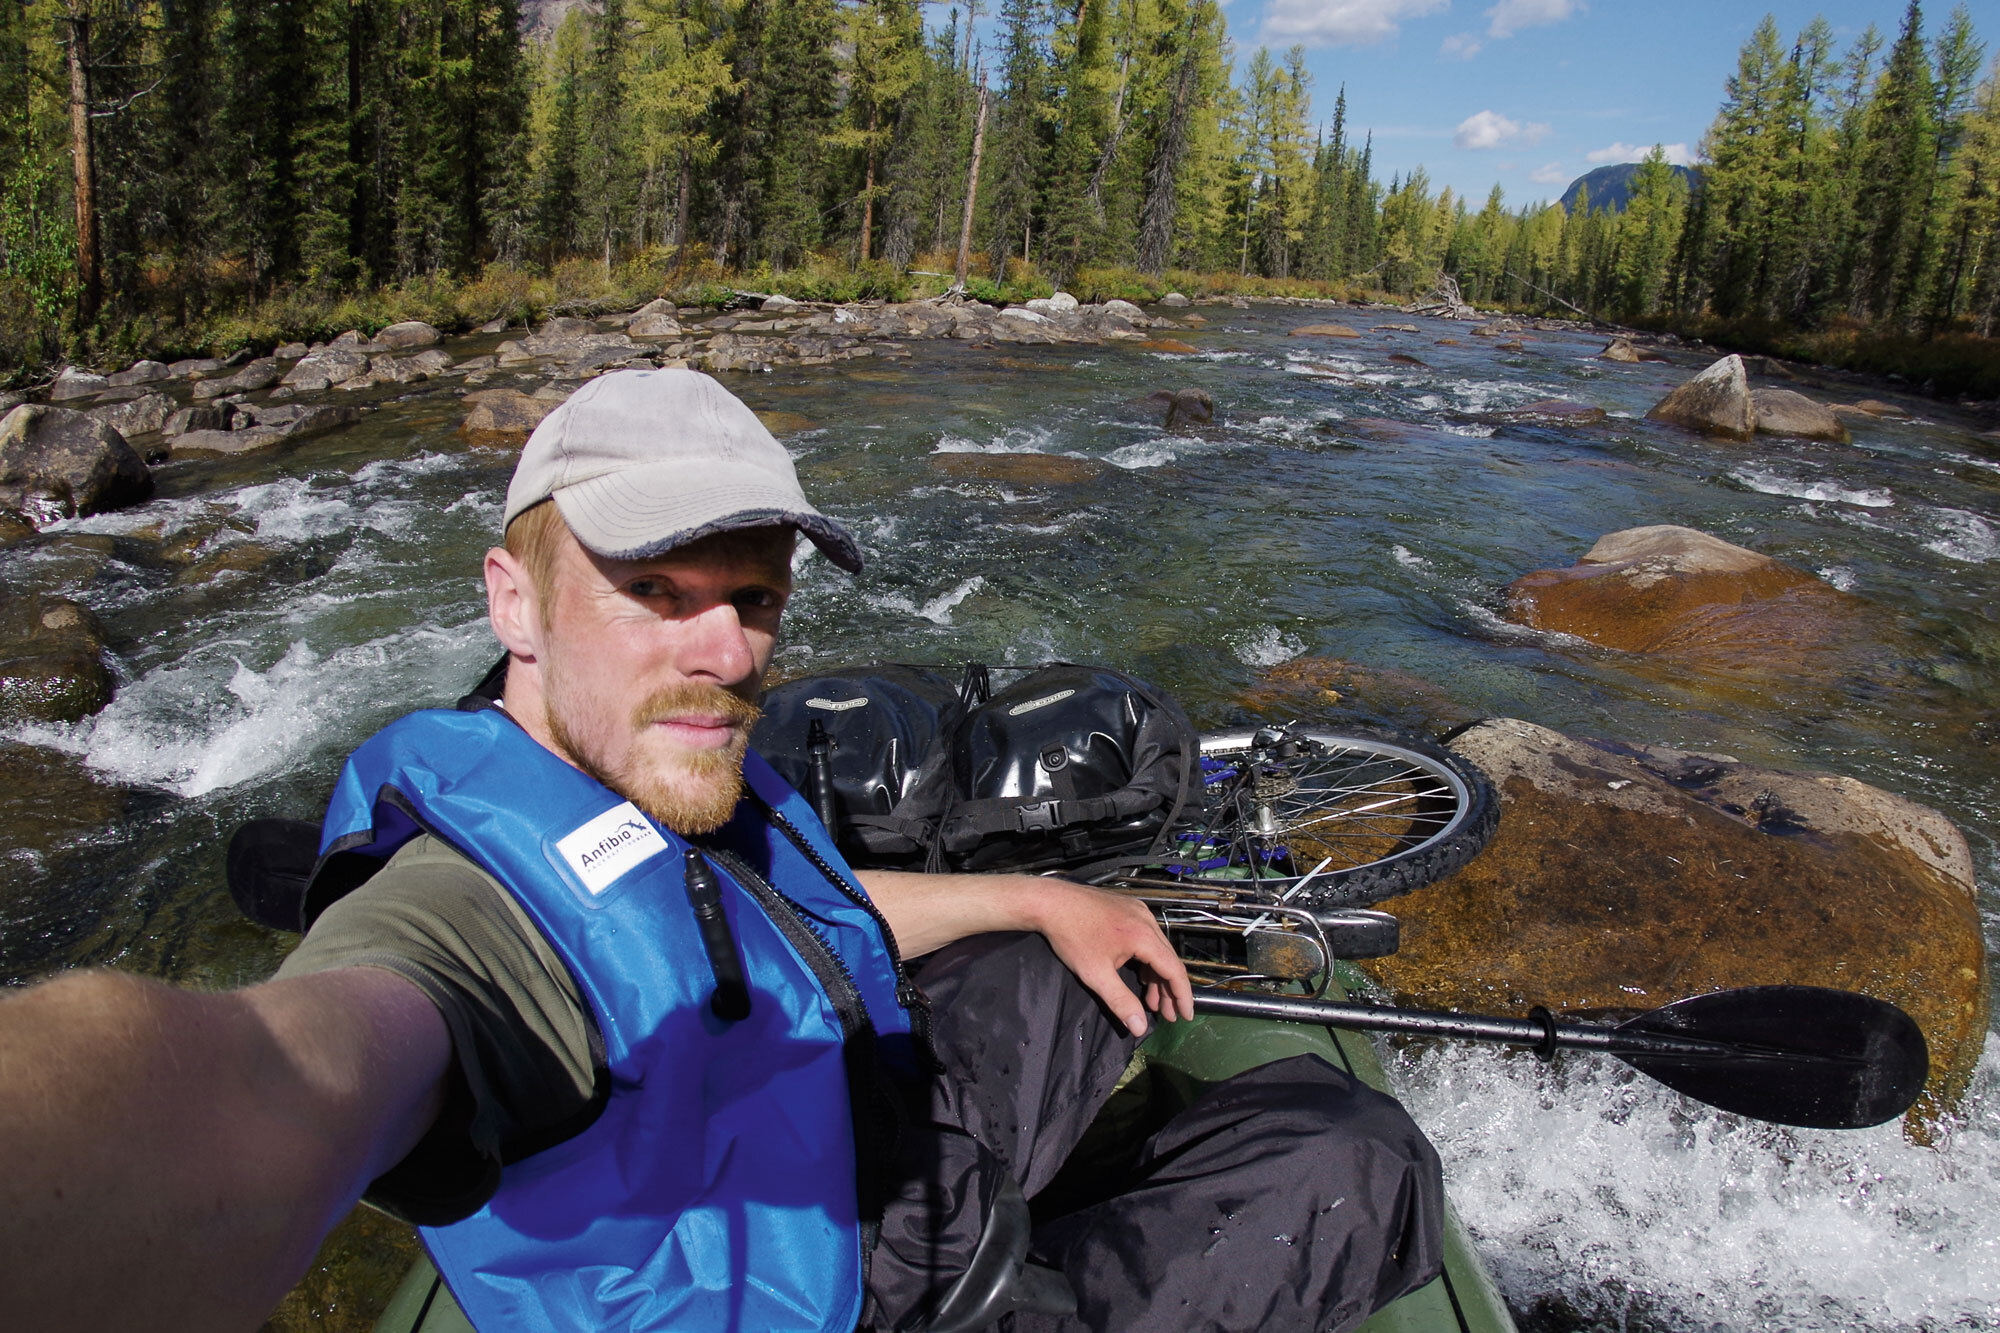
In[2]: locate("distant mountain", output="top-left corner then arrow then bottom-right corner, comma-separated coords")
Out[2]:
1560,162 -> 1702,215
520,0 -> 595,42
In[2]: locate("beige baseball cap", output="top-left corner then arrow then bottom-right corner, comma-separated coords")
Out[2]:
502,368 -> 863,573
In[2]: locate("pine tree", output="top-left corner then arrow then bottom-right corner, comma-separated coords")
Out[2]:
1852,0 -> 1940,322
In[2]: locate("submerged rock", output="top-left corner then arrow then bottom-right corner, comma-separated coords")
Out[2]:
1645,353 -> 1755,440
1139,338 -> 1198,354
1751,387 -> 1848,442
0,405 -> 152,522
1364,717 -> 1988,1123
1481,400 -> 1607,428
929,452 -> 1107,485
1289,323 -> 1361,338
0,593 -> 115,724
1503,525 -> 1896,677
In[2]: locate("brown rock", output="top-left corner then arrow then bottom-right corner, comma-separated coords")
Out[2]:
162,405 -> 235,436
1850,398 -> 1908,418
459,390 -> 555,443
929,452 -> 1108,485
1503,524 -> 1887,671
754,411 -> 817,436
0,593 -> 114,724
173,542 -> 283,586
1143,388 -> 1214,428
1387,353 -> 1429,367
1493,339 -> 1527,351
1471,319 -> 1523,336
1434,338 -> 1461,346
1363,718 -> 1988,1123
1645,353 -> 1755,440
0,510 -> 33,546
0,405 -> 152,522
1138,338 -> 1199,354
1751,387 -> 1849,442
1600,337 -> 1643,363
1235,658 -> 1474,734
1289,323 -> 1361,338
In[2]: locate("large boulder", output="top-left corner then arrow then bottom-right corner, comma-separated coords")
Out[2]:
1159,292 -> 1191,307
48,367 -> 109,402
108,359 -> 171,388
1599,337 -> 1642,363
281,348 -> 371,391
374,319 -> 441,350
87,392 -> 175,442
1751,387 -> 1849,442
0,593 -> 115,725
459,389 -> 555,443
1363,717 -> 1989,1123
0,405 -> 152,522
1503,525 -> 1882,670
1645,353 -> 1755,440
192,358 -> 281,400
629,311 -> 684,338
239,402 -> 362,440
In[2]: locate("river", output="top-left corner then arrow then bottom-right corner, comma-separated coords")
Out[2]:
3,304 -> 1996,1329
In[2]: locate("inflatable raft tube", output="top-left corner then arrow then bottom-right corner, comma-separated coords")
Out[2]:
371,975 -> 1515,1333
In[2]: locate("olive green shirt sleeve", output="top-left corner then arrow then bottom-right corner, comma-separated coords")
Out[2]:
273,834 -> 601,1225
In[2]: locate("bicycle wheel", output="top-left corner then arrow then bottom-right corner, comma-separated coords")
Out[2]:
1164,724 -> 1497,908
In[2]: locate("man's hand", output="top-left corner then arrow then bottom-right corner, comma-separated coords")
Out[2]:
857,870 -> 1195,1037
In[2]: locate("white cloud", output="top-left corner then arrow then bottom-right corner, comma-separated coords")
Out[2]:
1261,0 -> 1449,48
1440,32 -> 1483,59
1453,110 -> 1551,150
1584,141 -> 1696,166
1529,162 -> 1569,184
1485,0 -> 1583,39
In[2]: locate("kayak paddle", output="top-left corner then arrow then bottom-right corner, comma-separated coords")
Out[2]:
1191,984 -> 1929,1129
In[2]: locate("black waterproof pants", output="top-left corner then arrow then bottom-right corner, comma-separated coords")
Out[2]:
864,932 -> 1444,1333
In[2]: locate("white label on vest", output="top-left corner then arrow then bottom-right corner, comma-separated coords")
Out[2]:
806,696 -> 869,711
1008,688 -> 1075,716
556,801 -> 670,895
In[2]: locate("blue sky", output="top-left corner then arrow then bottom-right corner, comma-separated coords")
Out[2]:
1220,0 -> 1992,208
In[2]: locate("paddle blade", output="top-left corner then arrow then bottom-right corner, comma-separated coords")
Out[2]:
1614,986 -> 1929,1129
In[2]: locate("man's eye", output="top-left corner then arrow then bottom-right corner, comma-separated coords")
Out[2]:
627,579 -> 671,598
735,588 -> 784,611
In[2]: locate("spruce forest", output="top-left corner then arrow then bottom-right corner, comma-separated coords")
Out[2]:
2,0 -> 1998,389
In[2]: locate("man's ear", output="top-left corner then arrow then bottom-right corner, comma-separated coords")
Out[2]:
485,547 -> 542,660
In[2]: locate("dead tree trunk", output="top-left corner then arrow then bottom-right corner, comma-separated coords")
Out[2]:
65,8 -> 99,325
1406,271 -> 1476,319
858,105 -> 878,264
954,86 -> 989,289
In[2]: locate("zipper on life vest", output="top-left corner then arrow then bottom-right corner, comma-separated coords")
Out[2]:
702,844 -> 900,1291
761,800 -> 941,1073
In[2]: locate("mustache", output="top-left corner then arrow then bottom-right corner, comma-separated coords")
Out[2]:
632,682 -> 763,730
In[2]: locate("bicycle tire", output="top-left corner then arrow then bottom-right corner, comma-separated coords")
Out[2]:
1164,725 -> 1498,908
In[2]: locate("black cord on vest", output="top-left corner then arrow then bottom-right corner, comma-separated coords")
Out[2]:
684,849 -> 753,1021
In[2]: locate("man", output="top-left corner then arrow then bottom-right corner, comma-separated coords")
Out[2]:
0,369 -> 1440,1332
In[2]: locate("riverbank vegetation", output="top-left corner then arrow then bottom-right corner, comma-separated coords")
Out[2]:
1,0 -> 1996,395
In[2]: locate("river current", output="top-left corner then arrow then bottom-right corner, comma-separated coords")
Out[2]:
3,305 -> 1996,1329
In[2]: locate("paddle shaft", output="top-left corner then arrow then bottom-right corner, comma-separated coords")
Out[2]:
1192,989 -> 1834,1065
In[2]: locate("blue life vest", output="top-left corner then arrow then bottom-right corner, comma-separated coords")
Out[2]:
318,708 -> 913,1332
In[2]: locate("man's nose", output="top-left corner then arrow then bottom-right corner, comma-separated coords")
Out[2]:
680,601 -> 758,684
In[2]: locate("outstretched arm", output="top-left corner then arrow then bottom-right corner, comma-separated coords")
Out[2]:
0,965 -> 450,1332
856,871 -> 1194,1037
